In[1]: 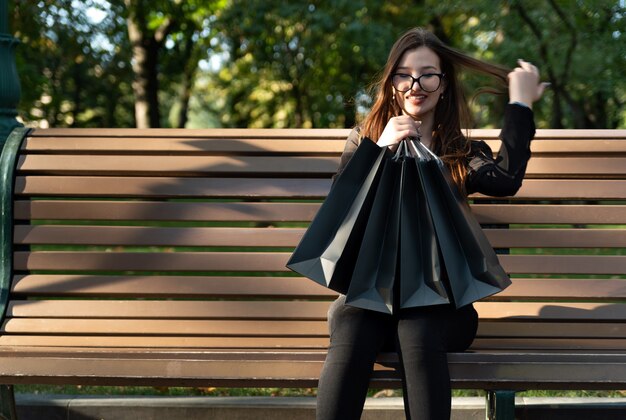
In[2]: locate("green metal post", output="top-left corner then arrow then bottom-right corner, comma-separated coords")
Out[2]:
0,0 -> 22,146
0,127 -> 27,420
486,390 -> 516,420
0,3 -> 21,418
0,385 -> 15,420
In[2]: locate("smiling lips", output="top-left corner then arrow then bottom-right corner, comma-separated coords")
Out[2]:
406,93 -> 427,105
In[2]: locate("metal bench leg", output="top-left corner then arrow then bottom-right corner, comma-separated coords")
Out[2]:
0,385 -> 16,420
486,390 -> 515,420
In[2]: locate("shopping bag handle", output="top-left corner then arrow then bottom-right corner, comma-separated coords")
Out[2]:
408,138 -> 442,164
392,139 -> 410,162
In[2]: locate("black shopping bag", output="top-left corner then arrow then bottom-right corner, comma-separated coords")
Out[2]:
345,142 -> 450,313
410,140 -> 511,308
286,137 -> 389,294
398,143 -> 450,309
344,147 -> 402,314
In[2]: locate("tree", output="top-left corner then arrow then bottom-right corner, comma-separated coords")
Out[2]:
13,0 -> 135,127
13,0 -> 624,129
506,0 -> 625,128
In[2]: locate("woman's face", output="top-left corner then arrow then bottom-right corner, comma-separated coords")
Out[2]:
392,46 -> 444,123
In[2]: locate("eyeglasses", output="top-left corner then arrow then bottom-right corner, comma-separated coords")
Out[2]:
391,73 -> 444,93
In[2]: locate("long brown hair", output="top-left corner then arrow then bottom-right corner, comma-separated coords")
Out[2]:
360,27 -> 510,194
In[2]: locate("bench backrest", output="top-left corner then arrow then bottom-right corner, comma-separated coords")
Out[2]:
1,127 -> 625,354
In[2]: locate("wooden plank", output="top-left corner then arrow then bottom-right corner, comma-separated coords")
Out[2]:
485,228 -> 626,248
15,177 -> 626,199
14,200 -> 626,224
22,138 -> 348,154
14,251 -> 294,272
474,302 -> 626,321
13,251 -> 626,274
525,157 -> 626,177
3,320 -> 626,341
14,226 -> 307,247
11,275 -> 626,300
10,275 -> 336,298
6,300 -> 330,320
1,334 -> 626,357
14,201 -> 323,222
14,225 -> 626,248
525,140 -> 626,154
500,254 -> 626,275
17,155 -> 340,175
477,322 -> 626,338
497,279 -> 626,300
0,356 -> 331,386
15,177 -> 332,198
20,137 -> 626,155
471,204 -> 626,225
17,154 -> 626,177
483,180 -> 626,200
0,350 -> 626,389
1,318 -> 329,336
469,338 -> 626,352
26,127 -> 626,140
6,300 -> 626,322
0,335 -> 330,349
26,128 -> 353,138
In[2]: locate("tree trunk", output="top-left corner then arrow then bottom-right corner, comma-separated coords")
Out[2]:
550,88 -> 564,128
175,34 -> 197,128
125,0 -> 167,128
343,97 -> 356,129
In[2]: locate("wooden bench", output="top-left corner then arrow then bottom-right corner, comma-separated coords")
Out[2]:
0,126 -> 625,420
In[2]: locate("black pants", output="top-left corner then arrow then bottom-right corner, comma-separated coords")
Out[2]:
316,295 -> 478,420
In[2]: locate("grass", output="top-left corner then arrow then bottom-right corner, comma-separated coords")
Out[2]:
13,385 -> 626,399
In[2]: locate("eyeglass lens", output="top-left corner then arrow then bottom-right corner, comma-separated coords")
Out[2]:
393,74 -> 441,93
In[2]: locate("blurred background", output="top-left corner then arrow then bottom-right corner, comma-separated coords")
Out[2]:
9,0 -> 626,129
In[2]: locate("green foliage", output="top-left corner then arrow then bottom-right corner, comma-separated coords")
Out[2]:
13,0 -> 135,127
10,0 -> 626,129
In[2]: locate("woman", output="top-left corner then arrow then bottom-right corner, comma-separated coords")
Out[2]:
316,28 -> 548,420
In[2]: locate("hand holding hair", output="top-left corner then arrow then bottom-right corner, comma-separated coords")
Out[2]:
507,59 -> 550,109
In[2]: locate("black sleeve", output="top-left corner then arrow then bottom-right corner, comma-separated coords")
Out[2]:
331,128 -> 362,185
465,103 -> 536,197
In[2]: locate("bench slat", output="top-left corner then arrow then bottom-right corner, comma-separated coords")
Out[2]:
14,251 -> 626,274
2,350 -> 626,389
15,177 -> 332,198
18,155 -> 340,175
3,319 -> 626,340
22,130 -> 626,154
26,128 -> 353,138
22,137 -> 348,153
471,204 -> 626,225
477,322 -> 626,338
14,201 -> 323,222
0,336 -> 330,349
15,225 -> 626,248
470,338 -> 626,351
14,200 -> 626,224
27,127 -> 626,139
10,276 -> 626,300
6,300 -> 626,321
2,335 -> 626,354
10,275 -> 336,298
15,176 -> 626,199
6,300 -> 330,320
17,155 -> 626,177
1,318 -> 329,336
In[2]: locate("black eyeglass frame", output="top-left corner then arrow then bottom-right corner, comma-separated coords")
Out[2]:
391,73 -> 445,93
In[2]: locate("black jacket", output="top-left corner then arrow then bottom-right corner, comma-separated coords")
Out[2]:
333,103 -> 536,197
